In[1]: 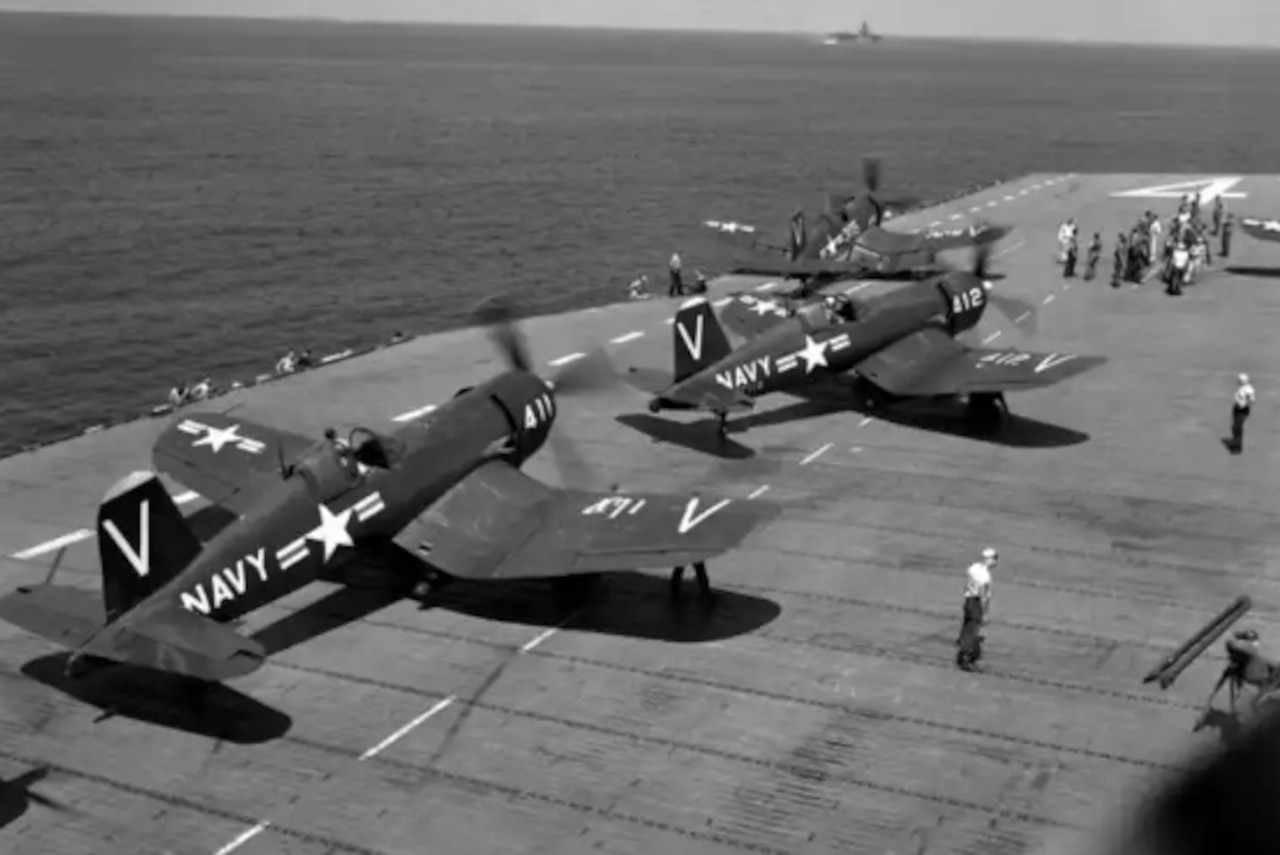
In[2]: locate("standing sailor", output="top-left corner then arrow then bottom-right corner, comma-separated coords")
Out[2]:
957,547 -> 996,672
1229,373 -> 1256,454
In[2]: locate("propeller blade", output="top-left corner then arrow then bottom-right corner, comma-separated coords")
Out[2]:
473,297 -> 532,373
988,293 -> 1039,336
971,242 -> 993,279
548,348 -> 622,397
863,156 -> 881,193
547,430 -> 597,490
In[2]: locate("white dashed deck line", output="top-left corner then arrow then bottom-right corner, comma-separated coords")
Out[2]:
756,281 -> 778,291
929,221 -> 942,227
1014,311 -> 1031,324
858,416 -> 874,427
983,330 -> 1002,344
799,443 -> 833,465
969,206 -> 983,213
1003,195 -> 1015,202
950,213 -> 963,220
850,446 -> 863,454
992,240 -> 1027,260
360,695 -> 457,760
986,201 -> 998,207
548,352 -> 585,367
747,485 -> 771,499
11,529 -> 92,560
521,627 -> 560,653
610,331 -> 645,344
713,297 -> 732,307
1043,294 -> 1055,305
214,821 -> 271,855
393,404 -> 437,422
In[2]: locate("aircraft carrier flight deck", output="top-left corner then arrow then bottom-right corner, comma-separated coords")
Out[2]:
2,173 -> 1279,855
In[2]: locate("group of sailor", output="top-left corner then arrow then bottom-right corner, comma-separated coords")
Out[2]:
1058,192 -> 1234,295
628,254 -> 709,300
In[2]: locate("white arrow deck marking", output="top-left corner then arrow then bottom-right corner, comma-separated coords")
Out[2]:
678,497 -> 732,534
1111,176 -> 1247,202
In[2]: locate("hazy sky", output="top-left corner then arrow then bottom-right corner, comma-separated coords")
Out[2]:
3,0 -> 1279,48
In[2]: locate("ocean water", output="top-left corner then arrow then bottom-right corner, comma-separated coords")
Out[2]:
1,13 -> 1278,455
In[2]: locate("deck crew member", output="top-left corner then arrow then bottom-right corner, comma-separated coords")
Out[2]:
628,274 -> 650,300
668,250 -> 685,297
957,548 -> 996,672
1229,373 -> 1256,454
1148,216 -> 1162,263
1221,213 -> 1234,258
1168,242 -> 1189,295
1212,196 -> 1225,236
190,377 -> 212,400
670,561 -> 712,600
1083,233 -> 1102,281
1063,236 -> 1078,278
1110,233 -> 1127,288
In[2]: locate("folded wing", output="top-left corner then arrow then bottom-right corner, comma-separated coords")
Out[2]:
393,460 -> 778,580
718,294 -> 796,340
153,412 -> 313,514
855,327 -> 1105,397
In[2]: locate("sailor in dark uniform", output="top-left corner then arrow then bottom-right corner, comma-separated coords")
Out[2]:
1212,196 -> 1224,236
1084,232 -> 1102,280
1221,213 -> 1234,258
1063,236 -> 1078,278
957,547 -> 996,672
1111,233 -> 1127,288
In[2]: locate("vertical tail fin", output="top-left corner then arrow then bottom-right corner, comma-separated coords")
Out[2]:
97,471 -> 201,620
787,210 -> 807,261
672,298 -> 733,383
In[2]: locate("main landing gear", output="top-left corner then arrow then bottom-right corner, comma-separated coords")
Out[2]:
967,392 -> 1009,431
670,562 -> 714,603
715,413 -> 729,440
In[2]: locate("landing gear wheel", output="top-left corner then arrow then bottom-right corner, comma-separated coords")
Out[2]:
715,414 -> 729,440
670,563 -> 715,605
648,398 -> 663,414
967,393 -> 1009,432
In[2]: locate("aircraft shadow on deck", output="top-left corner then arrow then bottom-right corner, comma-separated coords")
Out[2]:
621,385 -> 1089,451
1225,265 -> 1280,279
18,653 -> 291,745
0,768 -> 49,830
254,568 -> 781,651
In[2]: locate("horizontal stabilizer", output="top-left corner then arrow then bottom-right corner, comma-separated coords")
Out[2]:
81,604 -> 266,682
0,584 -> 104,650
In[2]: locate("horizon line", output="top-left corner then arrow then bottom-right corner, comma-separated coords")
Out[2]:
2,8 -> 1278,52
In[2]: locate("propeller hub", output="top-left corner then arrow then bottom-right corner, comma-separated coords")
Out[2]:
982,280 -> 993,291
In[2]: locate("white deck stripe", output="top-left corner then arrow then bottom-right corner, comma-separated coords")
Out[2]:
393,404 -> 437,422
12,529 -> 92,560
360,695 -> 457,760
548,353 -> 585,366
610,331 -> 644,344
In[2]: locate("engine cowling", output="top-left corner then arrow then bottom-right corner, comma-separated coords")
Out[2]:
486,371 -> 557,464
936,273 -> 990,335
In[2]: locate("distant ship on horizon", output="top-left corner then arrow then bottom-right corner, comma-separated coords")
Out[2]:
823,20 -> 882,45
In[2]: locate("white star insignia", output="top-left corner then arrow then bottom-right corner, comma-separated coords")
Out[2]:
796,335 -> 830,373
306,503 -> 355,562
193,423 -> 244,453
750,298 -> 784,316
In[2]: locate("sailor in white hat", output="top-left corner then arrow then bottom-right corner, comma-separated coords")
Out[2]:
1230,373 -> 1256,454
958,547 -> 997,672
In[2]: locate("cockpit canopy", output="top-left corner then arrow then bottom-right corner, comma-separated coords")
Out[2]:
288,426 -> 404,501
821,293 -> 862,323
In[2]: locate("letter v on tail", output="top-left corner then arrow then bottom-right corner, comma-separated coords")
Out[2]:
97,470 -> 203,619
671,298 -> 733,384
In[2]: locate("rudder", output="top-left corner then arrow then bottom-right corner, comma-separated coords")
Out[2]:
672,297 -> 733,383
97,471 -> 201,620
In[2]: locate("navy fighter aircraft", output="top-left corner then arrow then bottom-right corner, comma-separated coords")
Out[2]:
626,246 -> 1105,436
706,157 -> 1012,287
0,306 -> 778,684
1239,216 -> 1280,244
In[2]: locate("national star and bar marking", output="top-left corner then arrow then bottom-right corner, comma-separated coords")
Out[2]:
178,419 -> 266,454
